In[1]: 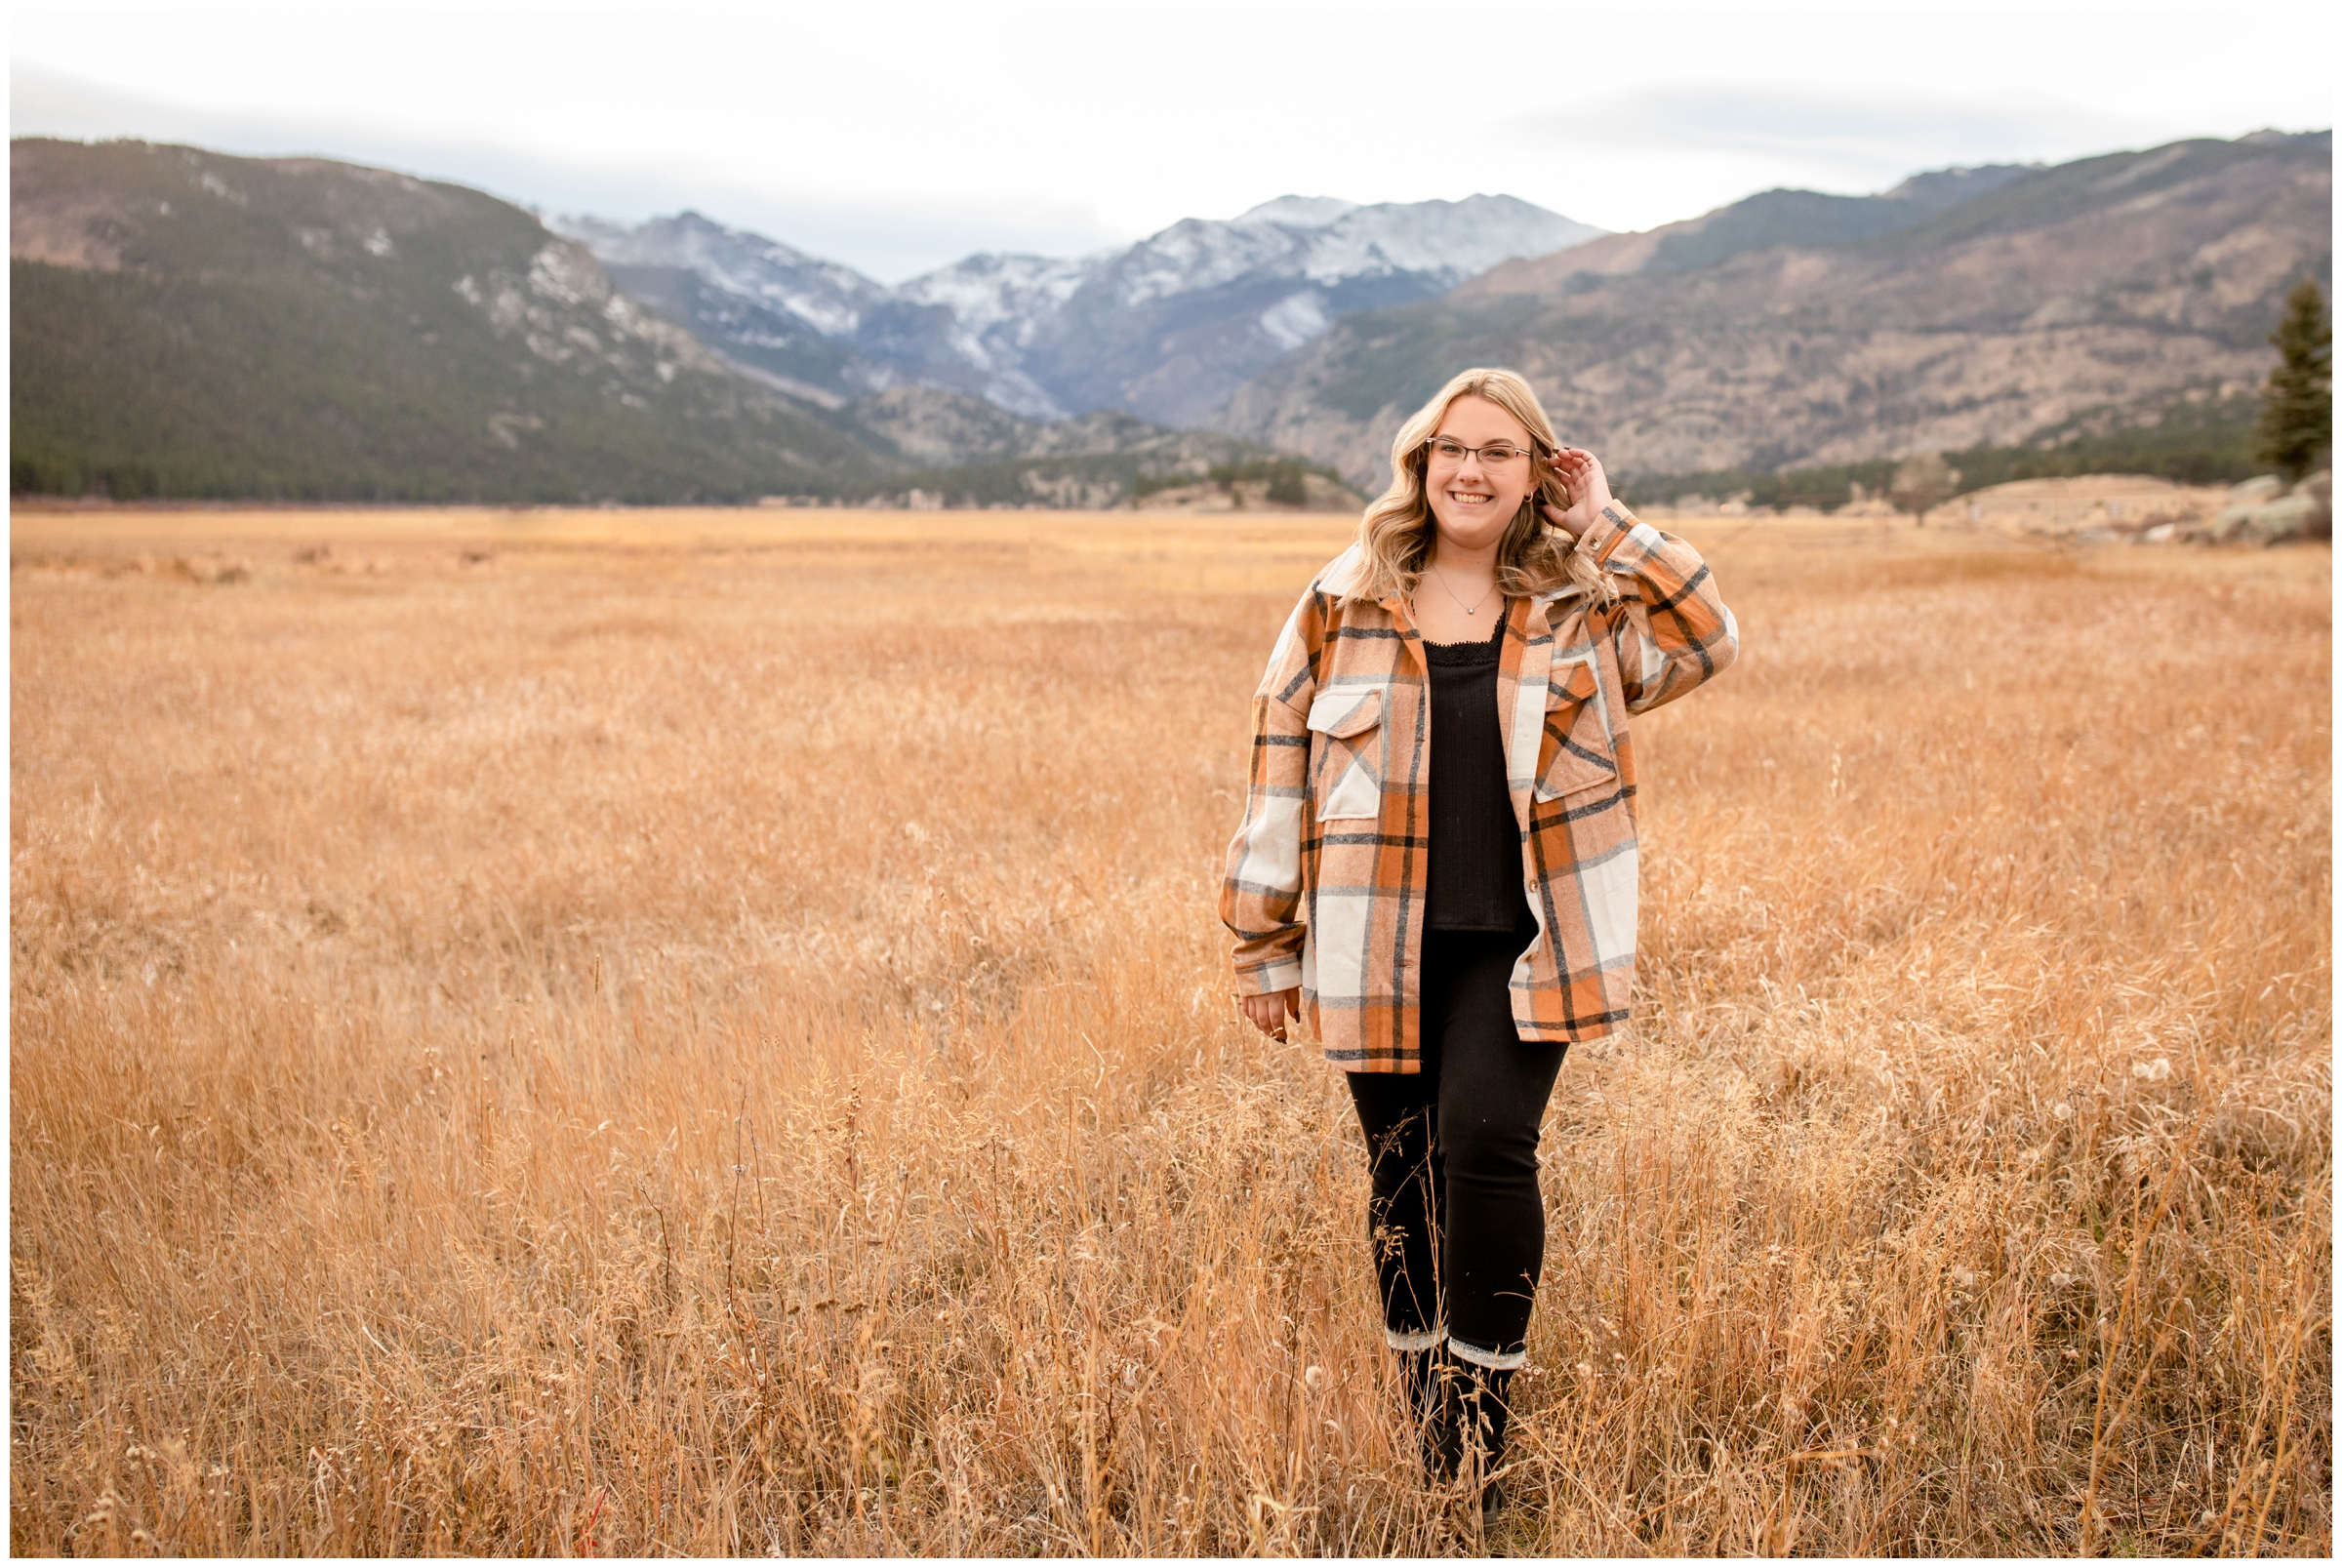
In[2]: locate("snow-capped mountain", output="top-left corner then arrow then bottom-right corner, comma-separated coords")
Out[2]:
1021,194 -> 1604,423
553,193 -> 1604,426
555,211 -> 884,336
1105,193 -> 1599,306
863,252 -> 1096,419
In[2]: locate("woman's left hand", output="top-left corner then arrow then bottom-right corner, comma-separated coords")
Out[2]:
1542,447 -> 1615,537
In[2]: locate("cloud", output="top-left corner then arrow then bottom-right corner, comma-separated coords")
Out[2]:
1507,81 -> 2173,194
9,61 -> 1130,280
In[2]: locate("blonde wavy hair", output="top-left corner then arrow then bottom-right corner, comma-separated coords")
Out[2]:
1345,367 -> 1614,608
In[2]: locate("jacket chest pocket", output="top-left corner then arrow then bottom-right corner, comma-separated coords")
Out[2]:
1534,660 -> 1619,803
1307,685 -> 1387,822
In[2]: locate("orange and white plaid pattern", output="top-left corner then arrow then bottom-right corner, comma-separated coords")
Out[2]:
1221,503 -> 1738,1073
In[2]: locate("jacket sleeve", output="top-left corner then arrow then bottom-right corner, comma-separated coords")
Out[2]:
1220,588 -> 1320,996
1578,502 -> 1739,712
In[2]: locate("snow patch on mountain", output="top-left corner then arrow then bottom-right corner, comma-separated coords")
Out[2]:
1234,195 -> 1360,228
894,253 -> 1094,347
971,370 -> 1069,422
1259,290 -> 1331,351
1298,195 -> 1598,284
549,210 -> 884,338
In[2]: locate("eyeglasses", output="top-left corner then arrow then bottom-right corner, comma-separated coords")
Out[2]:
1424,437 -> 1536,468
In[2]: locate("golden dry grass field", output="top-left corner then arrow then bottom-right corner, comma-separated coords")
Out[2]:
10,504 -> 2332,1555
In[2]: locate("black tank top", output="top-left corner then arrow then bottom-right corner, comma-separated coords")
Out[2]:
1423,608 -> 1534,933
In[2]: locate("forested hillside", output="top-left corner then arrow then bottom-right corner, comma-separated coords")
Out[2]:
10,140 -> 877,503
9,140 -> 1350,507
1218,132 -> 2332,489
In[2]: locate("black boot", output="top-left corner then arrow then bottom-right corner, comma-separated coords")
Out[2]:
1395,1344 -> 1441,1428
1424,1346 -> 1473,1481
1399,1343 -> 1464,1482
1452,1360 -> 1514,1523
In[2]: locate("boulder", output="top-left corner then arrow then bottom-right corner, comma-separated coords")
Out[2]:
2213,470 -> 2332,544
2228,474 -> 2286,506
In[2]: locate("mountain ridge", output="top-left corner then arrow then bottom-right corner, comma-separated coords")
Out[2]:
550,193 -> 1605,426
1217,131 -> 2331,488
19,132 -> 2324,509
8,140 -> 1345,507
1465,164 -> 2035,293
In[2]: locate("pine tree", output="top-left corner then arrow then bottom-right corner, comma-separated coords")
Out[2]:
2254,280 -> 2332,482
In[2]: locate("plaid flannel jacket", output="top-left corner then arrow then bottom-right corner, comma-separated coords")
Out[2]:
1220,503 -> 1737,1072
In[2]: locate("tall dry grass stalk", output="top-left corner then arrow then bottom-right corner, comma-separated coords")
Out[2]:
10,511 -> 2331,1554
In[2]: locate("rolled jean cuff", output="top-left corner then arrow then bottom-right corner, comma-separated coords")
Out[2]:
1446,1335 -> 1526,1372
1384,1324 -> 1445,1352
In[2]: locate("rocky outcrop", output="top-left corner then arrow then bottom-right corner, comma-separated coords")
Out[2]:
2212,470 -> 2333,543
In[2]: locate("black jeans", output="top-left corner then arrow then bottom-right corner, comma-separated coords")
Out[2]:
1346,928 -> 1566,1363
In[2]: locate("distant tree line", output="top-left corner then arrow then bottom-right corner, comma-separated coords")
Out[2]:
1619,458 -> 1897,514
16,434 -> 1347,512
1618,390 -> 2280,516
1129,458 -> 1335,505
820,451 -> 1338,509
828,453 -> 1137,509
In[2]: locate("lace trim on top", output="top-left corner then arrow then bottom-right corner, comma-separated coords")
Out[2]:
1421,603 -> 1508,666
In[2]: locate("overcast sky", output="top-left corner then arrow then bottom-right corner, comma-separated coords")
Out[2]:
13,1 -> 2334,282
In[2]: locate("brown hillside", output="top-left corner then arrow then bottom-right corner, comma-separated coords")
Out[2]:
1219,135 -> 2331,487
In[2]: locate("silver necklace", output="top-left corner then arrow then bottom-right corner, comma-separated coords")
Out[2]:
1428,562 -> 1496,616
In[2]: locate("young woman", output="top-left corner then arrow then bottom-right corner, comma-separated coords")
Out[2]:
1220,367 -> 1737,1517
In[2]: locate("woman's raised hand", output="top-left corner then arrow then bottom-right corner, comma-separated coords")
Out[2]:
1238,988 -> 1300,1042
1542,447 -> 1615,537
